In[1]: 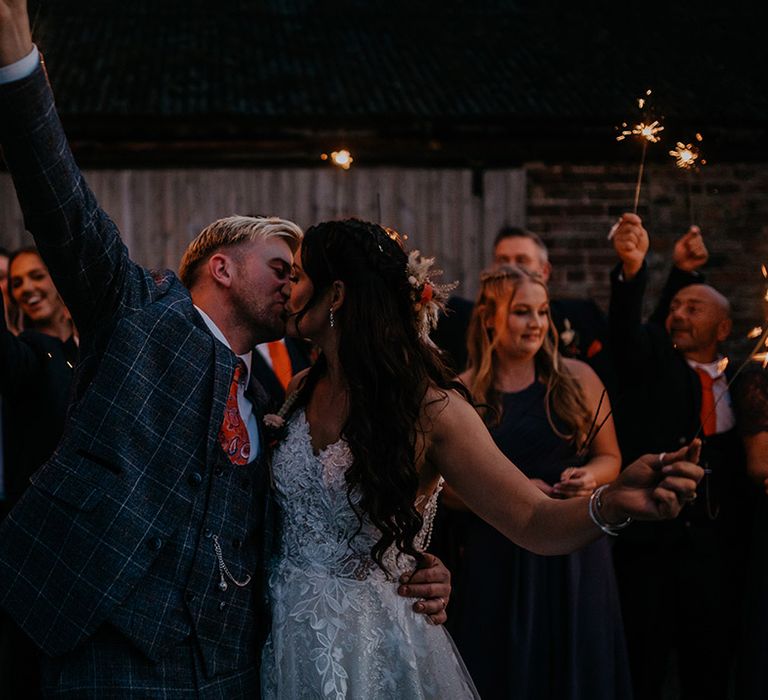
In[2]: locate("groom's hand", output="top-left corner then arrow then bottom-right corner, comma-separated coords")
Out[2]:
397,552 -> 451,625
0,0 -> 32,66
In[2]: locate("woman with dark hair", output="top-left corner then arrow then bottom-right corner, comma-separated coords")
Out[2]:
259,219 -> 701,698
0,249 -> 77,697
451,265 -> 631,699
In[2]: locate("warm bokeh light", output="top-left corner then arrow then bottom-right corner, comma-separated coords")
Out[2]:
321,149 -> 354,170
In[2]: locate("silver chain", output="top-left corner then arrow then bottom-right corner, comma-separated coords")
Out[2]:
212,535 -> 251,591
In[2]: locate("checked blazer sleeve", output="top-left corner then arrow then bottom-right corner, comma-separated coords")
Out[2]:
0,63 -> 162,334
0,62 -> 228,658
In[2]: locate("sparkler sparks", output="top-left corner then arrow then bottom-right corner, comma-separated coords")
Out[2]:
670,142 -> 699,169
670,133 -> 706,171
671,133 -> 706,225
321,149 -> 354,170
616,120 -> 665,143
747,267 -> 768,367
615,90 -> 665,213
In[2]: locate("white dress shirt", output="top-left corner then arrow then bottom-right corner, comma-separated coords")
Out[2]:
195,306 -> 260,462
0,45 -> 39,83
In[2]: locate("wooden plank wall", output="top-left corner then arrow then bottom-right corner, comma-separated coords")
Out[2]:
0,167 -> 525,301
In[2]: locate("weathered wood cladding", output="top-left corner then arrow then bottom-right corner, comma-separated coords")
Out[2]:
0,167 -> 526,301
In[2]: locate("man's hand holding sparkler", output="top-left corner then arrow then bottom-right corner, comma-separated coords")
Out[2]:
611,213 -> 649,281
673,226 -> 709,273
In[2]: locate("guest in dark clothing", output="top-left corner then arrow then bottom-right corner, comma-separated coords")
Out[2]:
1,246 -> 78,515
609,213 -> 748,700
733,363 -> 768,700
448,265 -> 631,700
0,247 -> 78,700
430,227 -> 618,604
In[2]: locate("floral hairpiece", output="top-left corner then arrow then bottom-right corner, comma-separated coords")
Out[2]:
406,250 -> 457,343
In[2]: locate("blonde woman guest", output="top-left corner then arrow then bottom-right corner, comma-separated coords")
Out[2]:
449,265 -> 632,700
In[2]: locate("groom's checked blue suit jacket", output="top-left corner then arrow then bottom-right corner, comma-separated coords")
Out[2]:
0,64 -> 275,678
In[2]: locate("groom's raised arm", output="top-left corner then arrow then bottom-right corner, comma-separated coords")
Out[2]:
0,1 -> 159,333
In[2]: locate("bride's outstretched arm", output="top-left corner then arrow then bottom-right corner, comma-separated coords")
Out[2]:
426,390 -> 702,556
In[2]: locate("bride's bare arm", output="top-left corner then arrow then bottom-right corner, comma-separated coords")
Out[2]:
425,389 -> 702,555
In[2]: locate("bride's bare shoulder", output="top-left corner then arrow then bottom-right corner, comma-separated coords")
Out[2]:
422,383 -> 479,433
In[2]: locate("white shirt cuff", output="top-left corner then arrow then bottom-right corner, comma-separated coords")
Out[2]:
0,45 -> 40,84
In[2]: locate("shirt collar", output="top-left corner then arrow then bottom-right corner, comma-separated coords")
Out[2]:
687,355 -> 728,379
194,305 -> 253,381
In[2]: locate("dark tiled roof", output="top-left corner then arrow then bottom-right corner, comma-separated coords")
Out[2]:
31,0 -> 767,126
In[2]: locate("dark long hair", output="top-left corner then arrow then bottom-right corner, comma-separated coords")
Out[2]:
7,246 -> 59,332
293,219 -> 462,570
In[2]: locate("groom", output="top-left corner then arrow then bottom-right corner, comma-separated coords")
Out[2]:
0,4 -> 451,697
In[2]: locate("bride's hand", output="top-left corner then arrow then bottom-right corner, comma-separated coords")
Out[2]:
397,552 -> 451,625
600,441 -> 703,523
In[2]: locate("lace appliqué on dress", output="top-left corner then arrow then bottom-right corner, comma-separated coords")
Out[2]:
261,410 -> 478,699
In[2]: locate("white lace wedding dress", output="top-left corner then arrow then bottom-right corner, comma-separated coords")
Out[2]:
261,409 -> 479,699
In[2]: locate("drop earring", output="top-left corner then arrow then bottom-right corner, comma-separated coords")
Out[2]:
329,308 -> 335,328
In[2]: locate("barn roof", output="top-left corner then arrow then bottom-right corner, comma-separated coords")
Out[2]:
23,0 -> 768,164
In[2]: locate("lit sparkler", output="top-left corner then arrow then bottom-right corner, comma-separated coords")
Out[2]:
615,90 -> 665,214
321,149 -> 354,170
616,120 -> 665,144
669,142 -> 699,170
670,133 -> 706,225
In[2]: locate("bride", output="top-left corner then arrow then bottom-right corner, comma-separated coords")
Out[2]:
260,219 -> 701,698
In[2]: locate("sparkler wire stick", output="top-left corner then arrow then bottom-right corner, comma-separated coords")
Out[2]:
633,140 -> 648,214
687,175 -> 694,227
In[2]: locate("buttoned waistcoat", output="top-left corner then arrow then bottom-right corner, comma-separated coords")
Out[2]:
0,63 -> 276,669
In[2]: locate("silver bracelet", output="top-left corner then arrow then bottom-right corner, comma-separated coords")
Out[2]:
588,484 -> 632,536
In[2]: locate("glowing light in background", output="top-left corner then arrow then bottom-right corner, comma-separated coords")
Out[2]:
321,149 -> 354,170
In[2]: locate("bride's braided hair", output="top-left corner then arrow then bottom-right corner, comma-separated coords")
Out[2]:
295,219 -> 463,571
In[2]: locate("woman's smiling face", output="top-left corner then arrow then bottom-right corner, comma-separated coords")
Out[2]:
9,251 -> 64,325
492,279 -> 550,360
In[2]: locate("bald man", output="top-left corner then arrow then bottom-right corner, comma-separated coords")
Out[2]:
608,214 -> 748,700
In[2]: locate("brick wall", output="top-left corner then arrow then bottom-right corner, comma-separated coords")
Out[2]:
526,161 -> 768,360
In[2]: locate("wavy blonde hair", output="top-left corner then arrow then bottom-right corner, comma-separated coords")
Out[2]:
465,265 -> 592,442
178,215 -> 303,288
